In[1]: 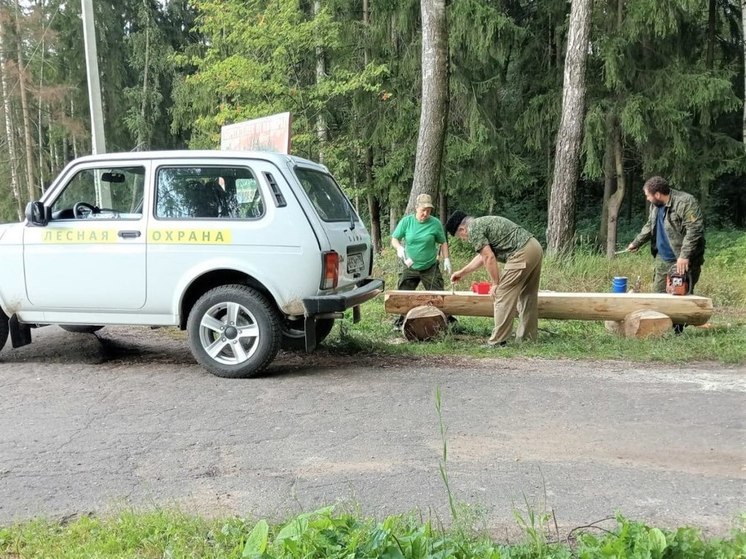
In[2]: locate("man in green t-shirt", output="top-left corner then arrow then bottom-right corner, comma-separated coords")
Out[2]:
390,194 -> 452,328
445,210 -> 543,346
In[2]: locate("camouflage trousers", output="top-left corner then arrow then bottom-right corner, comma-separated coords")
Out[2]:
397,261 -> 445,291
652,256 -> 701,294
488,237 -> 543,344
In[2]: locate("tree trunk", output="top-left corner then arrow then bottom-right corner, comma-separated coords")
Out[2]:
389,205 -> 398,234
742,0 -> 745,149
366,147 -> 382,252
546,0 -> 593,256
606,120 -> 625,258
361,0 -> 381,252
314,0 -> 328,164
138,16 -> 151,150
0,13 -> 23,221
439,189 -> 446,228
598,113 -> 615,249
15,0 -> 37,201
406,0 -> 448,213
367,192 -> 382,253
70,99 -> 79,159
0,13 -> 23,220
384,290 -> 713,325
38,24 -> 46,192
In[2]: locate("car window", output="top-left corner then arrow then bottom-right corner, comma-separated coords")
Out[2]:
50,166 -> 146,220
155,166 -> 264,219
294,168 -> 356,222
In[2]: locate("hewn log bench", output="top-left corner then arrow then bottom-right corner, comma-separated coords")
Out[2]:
384,290 -> 714,339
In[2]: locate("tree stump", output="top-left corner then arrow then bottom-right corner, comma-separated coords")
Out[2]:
622,310 -> 672,339
402,305 -> 447,341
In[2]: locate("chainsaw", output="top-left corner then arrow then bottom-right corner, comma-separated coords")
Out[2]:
666,272 -> 691,296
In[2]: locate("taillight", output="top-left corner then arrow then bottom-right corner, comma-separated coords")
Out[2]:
321,251 -> 339,289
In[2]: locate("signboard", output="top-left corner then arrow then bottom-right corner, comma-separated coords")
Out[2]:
220,112 -> 292,154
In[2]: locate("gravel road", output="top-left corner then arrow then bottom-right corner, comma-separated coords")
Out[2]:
0,325 -> 743,537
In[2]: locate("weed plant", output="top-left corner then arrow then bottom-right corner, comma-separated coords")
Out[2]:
1,508 -> 743,558
331,230 -> 746,364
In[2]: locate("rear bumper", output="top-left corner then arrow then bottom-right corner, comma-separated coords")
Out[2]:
302,278 -> 384,316
301,278 -> 384,352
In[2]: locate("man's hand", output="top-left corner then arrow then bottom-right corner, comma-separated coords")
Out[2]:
395,246 -> 406,260
450,271 -> 463,283
676,257 -> 689,275
627,243 -> 638,253
489,283 -> 500,297
443,257 -> 452,274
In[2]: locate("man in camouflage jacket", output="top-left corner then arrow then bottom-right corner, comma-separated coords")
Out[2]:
627,176 -> 706,293
445,210 -> 543,346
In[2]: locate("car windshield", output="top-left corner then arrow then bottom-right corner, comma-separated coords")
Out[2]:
294,168 -> 356,222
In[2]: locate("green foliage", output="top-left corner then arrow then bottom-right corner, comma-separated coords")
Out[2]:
584,0 -> 744,229
1,508 -> 743,558
575,515 -> 746,559
123,0 -> 176,150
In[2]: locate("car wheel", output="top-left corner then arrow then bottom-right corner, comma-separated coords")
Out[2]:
0,308 -> 8,351
281,318 -> 335,351
60,325 -> 104,334
187,285 -> 280,378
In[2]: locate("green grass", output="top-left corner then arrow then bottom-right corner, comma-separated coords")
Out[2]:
1,508 -> 743,558
326,230 -> 746,364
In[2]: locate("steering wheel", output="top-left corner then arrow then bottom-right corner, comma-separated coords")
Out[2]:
73,202 -> 96,219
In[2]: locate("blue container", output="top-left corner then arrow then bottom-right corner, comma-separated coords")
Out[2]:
611,276 -> 628,293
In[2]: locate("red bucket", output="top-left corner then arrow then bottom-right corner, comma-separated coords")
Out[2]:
471,281 -> 491,294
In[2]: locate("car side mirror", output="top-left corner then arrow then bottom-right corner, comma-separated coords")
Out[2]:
25,201 -> 49,226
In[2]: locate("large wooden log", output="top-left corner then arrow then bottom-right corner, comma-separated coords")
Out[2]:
384,290 -> 713,326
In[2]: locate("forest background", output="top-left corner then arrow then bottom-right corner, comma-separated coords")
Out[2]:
0,0 -> 744,254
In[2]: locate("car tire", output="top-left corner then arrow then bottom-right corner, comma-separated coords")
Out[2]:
187,284 -> 280,378
281,318 -> 335,352
60,325 -> 104,334
0,308 -> 8,351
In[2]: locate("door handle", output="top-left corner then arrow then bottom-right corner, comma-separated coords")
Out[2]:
118,230 -> 141,239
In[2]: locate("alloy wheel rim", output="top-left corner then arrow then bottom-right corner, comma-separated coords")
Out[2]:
199,301 -> 260,365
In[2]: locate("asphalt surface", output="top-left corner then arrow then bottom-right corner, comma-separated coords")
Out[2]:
0,325 -> 744,538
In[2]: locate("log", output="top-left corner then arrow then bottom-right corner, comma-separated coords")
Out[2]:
622,310 -> 672,339
402,305 -> 447,341
384,290 -> 713,326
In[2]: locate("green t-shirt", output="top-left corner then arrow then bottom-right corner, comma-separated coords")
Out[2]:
467,216 -> 532,262
392,214 -> 446,271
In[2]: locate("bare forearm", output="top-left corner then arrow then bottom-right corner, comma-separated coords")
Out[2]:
483,257 -> 500,285
459,253 -> 484,276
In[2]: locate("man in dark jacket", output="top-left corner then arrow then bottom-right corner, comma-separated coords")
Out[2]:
627,176 -> 706,294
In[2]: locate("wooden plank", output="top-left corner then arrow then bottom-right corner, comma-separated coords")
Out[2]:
383,290 -> 713,325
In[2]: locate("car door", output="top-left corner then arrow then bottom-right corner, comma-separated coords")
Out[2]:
23,163 -> 149,310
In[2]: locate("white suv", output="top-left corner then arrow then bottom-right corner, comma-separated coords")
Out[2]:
0,151 -> 383,377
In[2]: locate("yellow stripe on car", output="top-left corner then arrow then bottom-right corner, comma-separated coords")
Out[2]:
41,229 -> 119,243
148,229 -> 233,244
